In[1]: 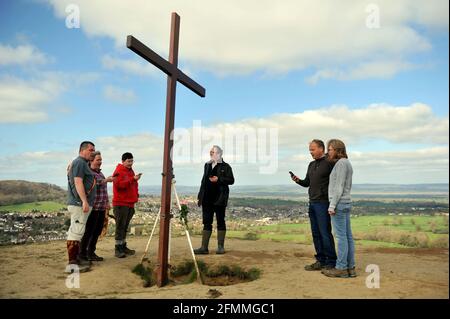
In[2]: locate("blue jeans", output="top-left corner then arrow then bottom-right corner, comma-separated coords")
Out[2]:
308,202 -> 337,267
331,202 -> 355,270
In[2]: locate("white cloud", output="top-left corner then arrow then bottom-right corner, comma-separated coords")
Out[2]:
2,144 -> 447,186
0,43 -> 49,66
103,85 -> 137,104
0,134 -> 164,186
0,150 -> 74,186
169,102 -> 448,183
95,133 -> 164,171
201,103 -> 449,148
0,72 -> 100,124
1,103 -> 448,185
0,76 -> 54,123
101,54 -> 158,77
45,0 -> 447,78
306,60 -> 416,84
349,147 -> 449,184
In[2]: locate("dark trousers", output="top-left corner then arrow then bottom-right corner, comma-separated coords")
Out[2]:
202,204 -> 226,231
80,209 -> 105,256
308,202 -> 337,267
114,206 -> 135,242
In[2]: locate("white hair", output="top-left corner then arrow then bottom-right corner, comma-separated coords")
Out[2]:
212,145 -> 223,156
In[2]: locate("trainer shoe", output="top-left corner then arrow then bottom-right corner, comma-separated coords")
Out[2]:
304,261 -> 322,271
322,267 -> 350,278
348,267 -> 357,277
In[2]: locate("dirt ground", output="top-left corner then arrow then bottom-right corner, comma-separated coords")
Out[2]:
0,236 -> 448,299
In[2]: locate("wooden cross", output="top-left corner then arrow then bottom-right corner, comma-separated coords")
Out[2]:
127,12 -> 205,287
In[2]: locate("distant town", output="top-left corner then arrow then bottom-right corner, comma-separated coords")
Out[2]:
0,194 -> 448,246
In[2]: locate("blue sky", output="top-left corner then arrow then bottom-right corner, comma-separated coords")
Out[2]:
0,0 -> 448,187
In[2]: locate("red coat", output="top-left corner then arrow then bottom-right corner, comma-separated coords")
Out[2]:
112,163 -> 139,207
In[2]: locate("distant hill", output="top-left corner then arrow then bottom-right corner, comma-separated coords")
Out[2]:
0,180 -> 66,206
139,183 -> 449,199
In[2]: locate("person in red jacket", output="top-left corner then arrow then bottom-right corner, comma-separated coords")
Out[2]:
112,152 -> 141,258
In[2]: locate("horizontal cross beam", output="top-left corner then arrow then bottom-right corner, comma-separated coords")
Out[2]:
126,35 -> 205,97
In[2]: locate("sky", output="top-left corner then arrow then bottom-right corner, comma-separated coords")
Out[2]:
0,0 -> 448,187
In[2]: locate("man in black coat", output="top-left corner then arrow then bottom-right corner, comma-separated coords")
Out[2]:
195,145 -> 234,254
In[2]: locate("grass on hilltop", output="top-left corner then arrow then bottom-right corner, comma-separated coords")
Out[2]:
0,201 -> 66,213
225,215 -> 449,249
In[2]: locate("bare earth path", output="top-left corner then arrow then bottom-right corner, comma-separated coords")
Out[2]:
0,236 -> 448,299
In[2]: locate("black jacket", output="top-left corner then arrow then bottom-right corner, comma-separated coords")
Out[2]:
198,161 -> 234,207
297,157 -> 334,203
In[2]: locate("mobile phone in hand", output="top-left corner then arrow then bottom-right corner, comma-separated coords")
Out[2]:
289,171 -> 295,177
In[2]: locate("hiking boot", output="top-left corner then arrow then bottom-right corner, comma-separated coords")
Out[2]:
77,255 -> 92,266
194,230 -> 212,255
194,247 -> 209,254
115,244 -> 126,258
122,243 -> 135,256
65,263 -> 90,273
304,261 -> 322,271
321,264 -> 335,270
66,240 -> 91,272
216,230 -> 226,254
322,267 -> 350,278
87,253 -> 104,261
348,267 -> 357,278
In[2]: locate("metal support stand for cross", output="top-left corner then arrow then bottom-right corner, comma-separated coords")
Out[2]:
140,179 -> 203,285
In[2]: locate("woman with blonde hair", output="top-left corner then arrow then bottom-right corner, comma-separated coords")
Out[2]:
322,139 -> 356,278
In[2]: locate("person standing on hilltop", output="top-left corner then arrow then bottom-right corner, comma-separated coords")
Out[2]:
66,141 -> 96,273
195,145 -> 235,255
291,139 -> 337,271
112,152 -> 141,258
322,139 -> 356,278
79,151 -> 115,263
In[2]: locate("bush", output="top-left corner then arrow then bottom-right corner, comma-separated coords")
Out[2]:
398,233 -> 426,248
132,263 -> 155,287
169,260 -> 261,284
358,230 -> 430,248
430,237 -> 449,248
243,232 -> 259,240
432,228 -> 449,234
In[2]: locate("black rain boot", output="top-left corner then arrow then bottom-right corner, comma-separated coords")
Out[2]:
122,242 -> 135,256
115,244 -> 126,258
194,230 -> 212,255
216,230 -> 226,254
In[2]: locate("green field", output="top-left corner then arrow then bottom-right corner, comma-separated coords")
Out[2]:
227,215 -> 449,249
0,201 -> 66,213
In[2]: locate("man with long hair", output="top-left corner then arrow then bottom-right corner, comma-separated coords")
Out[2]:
322,139 -> 356,278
